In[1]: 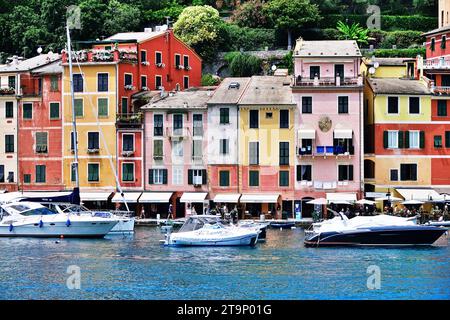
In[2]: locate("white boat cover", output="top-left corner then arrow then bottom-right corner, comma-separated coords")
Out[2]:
213,193 -> 241,203
395,188 -> 442,202
326,192 -> 357,203
139,192 -> 173,203
112,192 -> 142,203
240,194 -> 279,203
180,192 -> 208,203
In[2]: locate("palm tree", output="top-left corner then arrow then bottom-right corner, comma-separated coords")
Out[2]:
336,21 -> 369,45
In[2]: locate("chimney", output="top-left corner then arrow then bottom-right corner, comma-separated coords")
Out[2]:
144,27 -> 152,33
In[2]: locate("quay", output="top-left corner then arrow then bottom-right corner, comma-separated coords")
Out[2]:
135,218 -> 314,228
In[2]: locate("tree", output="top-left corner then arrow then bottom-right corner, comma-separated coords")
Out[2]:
173,5 -> 224,61
228,53 -> 261,77
336,21 -> 369,45
231,0 -> 269,28
264,0 -> 321,50
104,0 -> 142,35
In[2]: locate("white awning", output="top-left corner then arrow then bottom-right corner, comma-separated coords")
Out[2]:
139,192 -> 173,203
213,193 -> 241,203
326,193 -> 357,203
80,192 -> 113,201
298,129 -> 316,139
180,192 -> 208,203
334,128 -> 353,139
112,192 -> 142,203
240,194 -> 279,203
396,188 -> 441,202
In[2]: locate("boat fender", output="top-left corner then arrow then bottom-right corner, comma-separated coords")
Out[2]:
9,224 -> 13,232
39,220 -> 44,228
66,219 -> 71,227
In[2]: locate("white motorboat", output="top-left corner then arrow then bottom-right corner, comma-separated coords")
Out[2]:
0,201 -> 118,238
162,215 -> 260,247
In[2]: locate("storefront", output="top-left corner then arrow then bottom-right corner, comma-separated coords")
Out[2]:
80,192 -> 114,210
180,192 -> 208,216
239,194 -> 280,219
138,192 -> 173,218
111,192 -> 142,215
212,193 -> 241,216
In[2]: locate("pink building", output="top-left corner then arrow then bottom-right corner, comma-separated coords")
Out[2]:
292,39 -> 364,217
142,89 -> 213,218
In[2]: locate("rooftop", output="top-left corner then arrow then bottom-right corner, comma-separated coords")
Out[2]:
239,76 -> 294,106
31,60 -> 62,75
105,31 -> 166,43
142,89 -> 214,110
423,25 -> 450,37
0,53 -> 61,73
294,39 -> 362,57
207,78 -> 251,105
367,78 -> 431,95
363,57 -> 412,67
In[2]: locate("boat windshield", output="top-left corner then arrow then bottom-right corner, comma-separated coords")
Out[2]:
19,207 -> 57,216
93,211 -> 112,218
58,204 -> 90,214
179,216 -> 222,232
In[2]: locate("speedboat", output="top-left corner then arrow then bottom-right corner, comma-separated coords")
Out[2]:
0,201 -> 118,238
269,221 -> 296,229
162,215 -> 260,247
304,210 -> 447,247
237,221 -> 268,242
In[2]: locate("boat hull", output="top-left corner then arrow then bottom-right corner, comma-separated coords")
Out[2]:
109,218 -> 135,234
166,233 -> 259,247
304,226 -> 447,247
270,222 -> 295,229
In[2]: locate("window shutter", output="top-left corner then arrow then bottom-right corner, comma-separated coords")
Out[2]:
404,131 -> 410,148
202,169 -> 207,185
148,169 -> 154,185
188,169 -> 193,185
398,131 -> 404,148
400,164 -> 406,181
383,131 -> 388,148
338,166 -> 344,181
412,165 -> 417,181
296,165 -> 301,181
349,165 -> 354,181
162,169 -> 168,184
420,131 -> 425,148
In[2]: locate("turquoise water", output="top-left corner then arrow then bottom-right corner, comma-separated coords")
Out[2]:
0,227 -> 449,300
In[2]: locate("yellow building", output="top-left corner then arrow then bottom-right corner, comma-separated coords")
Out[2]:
62,61 -> 118,191
361,57 -> 417,79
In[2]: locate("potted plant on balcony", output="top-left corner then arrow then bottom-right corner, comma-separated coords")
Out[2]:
156,63 -> 165,68
124,84 -> 136,90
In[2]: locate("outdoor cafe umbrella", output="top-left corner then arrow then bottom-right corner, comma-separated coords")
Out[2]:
306,198 -> 328,205
328,200 -> 352,205
402,200 -> 424,205
355,199 -> 376,205
375,196 -> 403,202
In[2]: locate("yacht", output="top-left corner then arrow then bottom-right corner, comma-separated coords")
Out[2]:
304,210 -> 447,247
162,215 -> 260,247
0,201 -> 118,238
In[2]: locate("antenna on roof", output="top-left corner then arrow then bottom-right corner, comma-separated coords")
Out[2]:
165,16 -> 173,29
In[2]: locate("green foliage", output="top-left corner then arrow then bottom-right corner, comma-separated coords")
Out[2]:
370,48 -> 426,58
264,0 -> 321,31
279,51 -> 293,74
379,31 -> 425,49
144,0 -> 185,24
201,73 -> 221,86
336,21 -> 369,45
221,24 -> 276,51
104,0 -> 142,35
230,0 -> 269,28
228,52 -> 262,77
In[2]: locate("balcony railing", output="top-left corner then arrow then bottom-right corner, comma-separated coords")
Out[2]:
432,86 -> 450,95
298,146 -> 354,157
63,49 -> 138,64
167,127 -> 189,139
292,76 -> 363,87
0,87 -> 16,95
423,58 -> 450,70
116,113 -> 143,126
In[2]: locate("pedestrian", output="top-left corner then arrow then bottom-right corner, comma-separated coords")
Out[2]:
168,204 -> 173,220
140,206 -> 146,219
191,205 -> 197,216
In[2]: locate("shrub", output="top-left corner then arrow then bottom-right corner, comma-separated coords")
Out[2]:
221,24 -> 276,51
201,74 -> 221,86
379,31 -> 425,49
229,53 -> 262,77
368,48 -> 426,58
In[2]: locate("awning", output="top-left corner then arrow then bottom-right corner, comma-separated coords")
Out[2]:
80,192 -> 113,201
213,193 -> 241,203
334,128 -> 353,139
139,192 -> 173,203
240,194 -> 279,203
112,192 -> 142,203
180,192 -> 208,203
326,193 -> 357,203
298,128 -> 316,139
395,188 -> 441,202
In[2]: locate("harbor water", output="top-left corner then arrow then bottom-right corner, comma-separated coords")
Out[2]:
0,227 -> 448,300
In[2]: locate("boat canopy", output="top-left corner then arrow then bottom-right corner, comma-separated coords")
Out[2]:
240,194 -> 279,203
17,188 -> 81,205
139,192 -> 173,203
80,192 -> 113,202
213,193 -> 241,203
180,192 -> 208,203
326,193 -> 357,203
395,188 -> 442,202
111,192 -> 142,203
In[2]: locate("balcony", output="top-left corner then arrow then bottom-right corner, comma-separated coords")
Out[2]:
62,49 -> 138,64
313,181 -> 337,190
0,87 -> 16,96
423,58 -> 450,70
297,145 -> 354,158
116,112 -> 143,128
167,127 -> 189,140
432,86 -> 450,95
292,76 -> 363,88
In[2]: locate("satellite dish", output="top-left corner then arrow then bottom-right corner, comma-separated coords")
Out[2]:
271,65 -> 277,71
374,62 -> 380,68
369,67 -> 376,74
37,47 -> 43,54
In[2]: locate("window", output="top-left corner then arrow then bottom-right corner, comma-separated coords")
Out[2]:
279,170 -> 289,187
70,132 -> 77,151
183,55 -> 189,68
23,174 -> 31,184
302,97 -> 312,113
266,112 -> 273,119
279,142 -> 289,165
297,165 -> 312,181
188,169 -> 206,185
140,50 -> 147,63
249,142 -> 259,165
71,163 -> 77,182
388,97 -> 398,114
220,139 -> 229,155
74,99 -> 83,117
141,76 -> 147,89
121,97 -> 128,114
409,97 -> 420,114
50,102 -> 60,119
38,78 -> 42,95
193,114 -> 203,136
35,132 -> 48,153
310,66 -> 320,79
192,140 -> 202,159
338,96 -> 349,114
443,75 -> 450,86
124,74 -> 132,86
7,172 -> 13,183
220,108 -> 229,124
88,132 -> 99,150
442,36 -> 447,49
249,110 -> 259,128
333,138 -> 354,154
23,103 -> 32,119
155,52 -> 162,64
434,135 -> 443,148
400,164 -> 417,181
390,169 -> 398,181
280,110 -> 289,128
172,167 -> 183,185
175,54 -> 181,67
387,131 -> 398,148
5,101 -> 13,118
173,140 -> 183,157
5,135 -> 14,152
437,100 -> 447,116
249,170 -> 259,187
219,171 -> 230,187
8,76 -> 15,89
50,75 -> 58,91
183,76 -> 189,89
123,134 -> 134,152
155,75 -> 162,90
338,165 -> 354,181
35,165 -> 46,183
154,114 -> 163,136
153,140 -> 163,158
97,98 -> 108,117
73,74 -> 83,92
122,163 -> 134,182
446,131 -> 450,148
299,139 -> 313,155
409,131 -> 420,149
0,165 -> 4,182
431,38 -> 435,51
97,73 -> 108,92
88,163 -> 100,182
